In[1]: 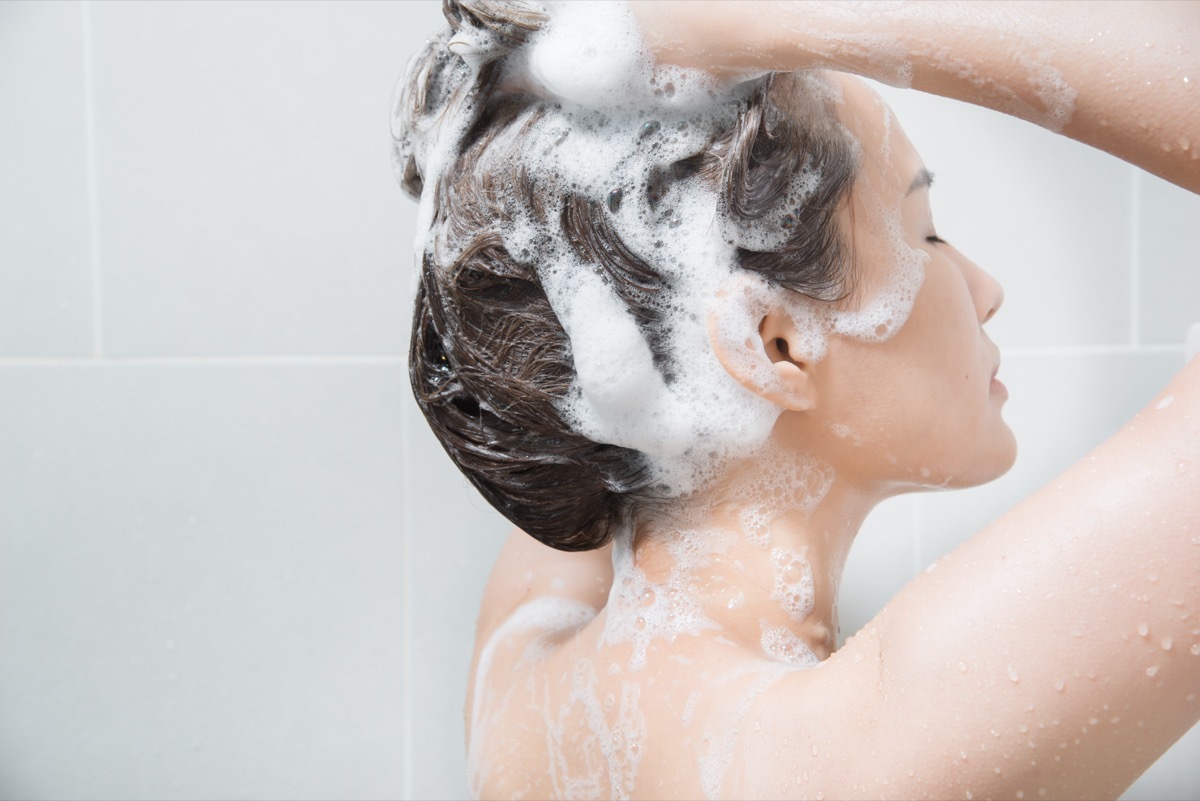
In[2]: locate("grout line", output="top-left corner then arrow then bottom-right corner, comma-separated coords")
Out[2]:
911,496 -> 923,577
1000,343 -> 1183,357
82,1 -> 103,358
0,355 -> 407,367
401,401 -> 413,800
1129,166 -> 1141,347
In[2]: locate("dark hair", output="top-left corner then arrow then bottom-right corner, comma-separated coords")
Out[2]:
396,0 -> 858,551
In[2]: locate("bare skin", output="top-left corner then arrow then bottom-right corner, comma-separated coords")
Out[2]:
466,3 -> 1200,799
633,0 -> 1200,193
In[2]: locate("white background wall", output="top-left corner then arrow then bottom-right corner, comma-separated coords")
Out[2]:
1,2 -> 1197,799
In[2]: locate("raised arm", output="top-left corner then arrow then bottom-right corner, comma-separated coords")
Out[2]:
831,355 -> 1200,799
634,0 -> 1200,193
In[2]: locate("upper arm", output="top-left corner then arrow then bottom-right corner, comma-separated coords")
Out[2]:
846,357 -> 1200,798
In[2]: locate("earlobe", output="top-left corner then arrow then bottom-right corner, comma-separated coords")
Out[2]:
708,303 -> 818,413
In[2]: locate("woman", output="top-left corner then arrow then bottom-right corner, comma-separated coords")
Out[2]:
397,1 -> 1200,798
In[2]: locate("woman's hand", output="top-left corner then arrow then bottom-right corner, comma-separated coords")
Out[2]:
633,0 -> 1200,193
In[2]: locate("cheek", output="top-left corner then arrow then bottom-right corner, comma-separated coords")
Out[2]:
852,278 -> 990,453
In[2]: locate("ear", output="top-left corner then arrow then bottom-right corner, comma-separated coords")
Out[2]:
708,304 -> 818,413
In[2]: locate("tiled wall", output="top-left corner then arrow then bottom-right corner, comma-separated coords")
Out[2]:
1,2 -> 1196,799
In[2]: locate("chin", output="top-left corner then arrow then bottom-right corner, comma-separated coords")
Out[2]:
951,427 -> 1019,489
903,424 -> 1018,493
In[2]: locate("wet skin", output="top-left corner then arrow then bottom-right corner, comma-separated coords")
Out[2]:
468,74 -> 1022,800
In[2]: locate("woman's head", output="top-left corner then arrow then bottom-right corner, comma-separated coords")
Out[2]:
396,1 -> 1010,551
775,75 -> 1016,492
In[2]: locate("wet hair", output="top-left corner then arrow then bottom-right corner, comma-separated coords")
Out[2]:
397,0 -> 858,552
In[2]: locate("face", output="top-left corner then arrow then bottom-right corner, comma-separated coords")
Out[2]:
800,75 -> 1016,492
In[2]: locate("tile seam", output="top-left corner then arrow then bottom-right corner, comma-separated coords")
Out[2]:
82,1 -> 103,358
1129,166 -> 1141,347
0,355 -> 405,366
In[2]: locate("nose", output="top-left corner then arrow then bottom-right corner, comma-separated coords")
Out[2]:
960,254 -> 1004,325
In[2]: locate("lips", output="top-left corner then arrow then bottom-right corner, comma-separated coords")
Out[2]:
990,363 -> 1007,397
989,352 -> 1007,397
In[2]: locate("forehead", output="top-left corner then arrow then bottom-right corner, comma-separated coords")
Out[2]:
829,74 -> 924,198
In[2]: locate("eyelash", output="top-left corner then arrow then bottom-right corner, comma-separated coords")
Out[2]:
926,235 -> 947,245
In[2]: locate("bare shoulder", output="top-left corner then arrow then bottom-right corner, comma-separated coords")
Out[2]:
472,528 -> 612,660
466,597 -> 602,798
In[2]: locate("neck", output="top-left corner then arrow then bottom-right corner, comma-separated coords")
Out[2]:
606,449 -> 882,669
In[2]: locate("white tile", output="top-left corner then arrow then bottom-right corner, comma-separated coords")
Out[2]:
870,82 -> 1133,348
839,495 -> 917,645
918,350 -> 1183,564
0,2 -> 93,356
91,1 -> 445,356
0,362 -> 406,799
1137,169 -> 1200,345
1121,721 -> 1200,800
404,392 -> 509,800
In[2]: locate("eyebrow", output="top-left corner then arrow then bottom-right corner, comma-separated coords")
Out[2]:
906,168 -> 935,196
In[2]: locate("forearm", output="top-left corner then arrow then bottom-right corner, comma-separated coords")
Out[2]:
635,0 -> 1200,192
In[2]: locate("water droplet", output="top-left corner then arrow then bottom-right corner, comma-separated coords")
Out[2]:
958,661 -> 968,672
1007,665 -> 1021,683
606,188 -> 624,213
1146,665 -> 1160,677
1088,717 -> 1099,726
1191,643 -> 1200,656
1177,460 -> 1190,475
640,587 -> 656,607
635,616 -> 646,630
1054,679 -> 1066,693
1161,637 -> 1174,651
811,742 -> 819,757
1147,573 -> 1160,584
1016,792 -> 1024,800
1137,622 -> 1150,638
639,120 -> 660,138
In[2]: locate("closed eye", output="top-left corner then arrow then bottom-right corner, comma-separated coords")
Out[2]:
926,235 -> 947,245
